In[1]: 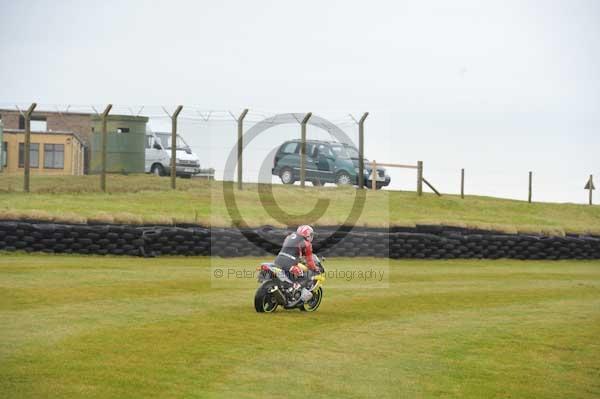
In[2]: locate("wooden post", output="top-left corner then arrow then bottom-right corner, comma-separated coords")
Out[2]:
170,105 -> 183,190
371,160 -> 377,191
23,103 -> 37,192
100,104 -> 112,192
299,112 -> 312,188
236,108 -> 249,190
417,160 -> 423,196
460,168 -> 465,199
422,177 -> 441,197
589,174 -> 593,206
528,171 -> 532,203
358,112 -> 369,188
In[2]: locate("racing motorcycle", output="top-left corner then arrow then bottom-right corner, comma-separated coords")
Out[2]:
254,254 -> 326,313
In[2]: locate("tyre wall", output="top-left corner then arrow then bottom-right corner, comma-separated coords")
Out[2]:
0,221 -> 599,260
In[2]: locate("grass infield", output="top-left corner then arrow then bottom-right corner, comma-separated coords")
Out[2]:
1,253 -> 599,398
1,174 -> 599,235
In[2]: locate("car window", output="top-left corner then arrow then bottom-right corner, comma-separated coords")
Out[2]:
155,133 -> 189,151
280,142 -> 298,154
344,145 -> 360,159
331,144 -> 350,159
318,144 -> 333,158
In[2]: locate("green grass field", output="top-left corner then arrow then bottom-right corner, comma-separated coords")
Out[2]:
1,253 -> 599,398
1,174 -> 599,235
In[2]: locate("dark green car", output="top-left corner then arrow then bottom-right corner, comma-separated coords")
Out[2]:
271,140 -> 391,188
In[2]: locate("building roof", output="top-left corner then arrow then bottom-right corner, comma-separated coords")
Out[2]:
0,108 -> 148,122
90,114 -> 149,122
4,129 -> 86,146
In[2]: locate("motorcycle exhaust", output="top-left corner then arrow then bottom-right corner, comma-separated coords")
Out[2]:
269,286 -> 287,305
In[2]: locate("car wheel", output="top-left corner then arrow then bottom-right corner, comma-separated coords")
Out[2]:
336,171 -> 352,186
280,168 -> 295,185
151,164 -> 165,177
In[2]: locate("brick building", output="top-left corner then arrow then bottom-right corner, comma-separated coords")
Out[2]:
0,109 -> 148,174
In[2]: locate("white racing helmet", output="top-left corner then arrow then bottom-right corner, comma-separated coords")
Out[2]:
296,225 -> 314,242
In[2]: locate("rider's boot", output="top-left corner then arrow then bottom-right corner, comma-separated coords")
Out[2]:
300,287 -> 313,302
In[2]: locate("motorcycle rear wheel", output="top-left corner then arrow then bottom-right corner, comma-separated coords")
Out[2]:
254,281 -> 279,313
300,287 -> 323,312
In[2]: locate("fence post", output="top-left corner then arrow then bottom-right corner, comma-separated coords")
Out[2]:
358,112 -> 369,189
100,104 -> 112,192
371,160 -> 377,191
236,108 -> 249,190
170,105 -> 183,190
461,168 -> 465,199
299,112 -> 312,188
590,174 -> 594,206
528,171 -> 532,203
23,103 -> 37,192
417,160 -> 423,196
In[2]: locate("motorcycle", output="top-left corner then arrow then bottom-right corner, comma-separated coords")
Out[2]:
254,254 -> 326,313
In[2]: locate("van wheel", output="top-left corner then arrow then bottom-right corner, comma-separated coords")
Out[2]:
151,164 -> 165,177
280,168 -> 295,185
336,171 -> 352,186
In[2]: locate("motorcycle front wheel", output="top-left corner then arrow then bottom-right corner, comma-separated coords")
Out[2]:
300,287 -> 323,312
254,281 -> 279,313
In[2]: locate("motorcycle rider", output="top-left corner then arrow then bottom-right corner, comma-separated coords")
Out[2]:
274,225 -> 320,302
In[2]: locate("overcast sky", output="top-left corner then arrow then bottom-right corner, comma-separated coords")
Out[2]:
1,0 -> 598,203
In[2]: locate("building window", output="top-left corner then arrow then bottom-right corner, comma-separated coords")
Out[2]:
31,118 -> 48,131
2,142 -> 7,168
117,127 -> 130,133
18,143 -> 39,168
44,144 -> 65,169
18,116 -> 47,131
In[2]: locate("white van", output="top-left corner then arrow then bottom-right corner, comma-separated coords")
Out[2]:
145,132 -> 200,178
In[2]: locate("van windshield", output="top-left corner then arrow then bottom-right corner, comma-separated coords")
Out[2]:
331,144 -> 359,160
155,133 -> 190,151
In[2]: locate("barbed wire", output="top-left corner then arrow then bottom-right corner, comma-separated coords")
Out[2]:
0,103 -> 358,122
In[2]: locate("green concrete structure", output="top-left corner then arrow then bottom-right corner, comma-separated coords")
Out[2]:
90,115 -> 148,173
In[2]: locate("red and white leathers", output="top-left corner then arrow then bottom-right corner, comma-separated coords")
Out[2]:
274,230 -> 317,273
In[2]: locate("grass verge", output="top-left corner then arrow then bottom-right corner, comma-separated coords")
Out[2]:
0,174 -> 599,235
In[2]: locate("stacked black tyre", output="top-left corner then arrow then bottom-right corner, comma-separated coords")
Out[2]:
0,222 -> 143,256
1,221 -> 600,259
